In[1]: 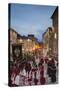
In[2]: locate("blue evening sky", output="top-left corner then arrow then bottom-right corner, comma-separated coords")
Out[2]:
10,4 -> 56,42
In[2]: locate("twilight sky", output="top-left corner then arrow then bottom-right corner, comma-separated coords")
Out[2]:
10,4 -> 56,42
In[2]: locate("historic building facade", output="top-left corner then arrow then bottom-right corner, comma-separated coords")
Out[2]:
9,28 -> 17,62
9,28 -> 39,55
17,34 -> 39,55
42,27 -> 54,57
51,7 -> 58,57
42,7 -> 58,58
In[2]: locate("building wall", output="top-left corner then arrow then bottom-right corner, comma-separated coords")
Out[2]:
51,7 -> 58,57
43,7 -> 58,58
42,27 -> 54,57
10,29 -> 17,61
17,38 -> 39,54
10,30 -> 17,44
42,29 -> 49,57
48,27 -> 54,56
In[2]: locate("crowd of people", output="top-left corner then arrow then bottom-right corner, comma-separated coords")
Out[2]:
9,55 -> 58,86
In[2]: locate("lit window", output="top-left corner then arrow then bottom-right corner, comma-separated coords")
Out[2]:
49,48 -> 51,50
27,39 -> 30,42
22,48 -> 24,51
20,39 -> 23,42
54,33 -> 57,39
